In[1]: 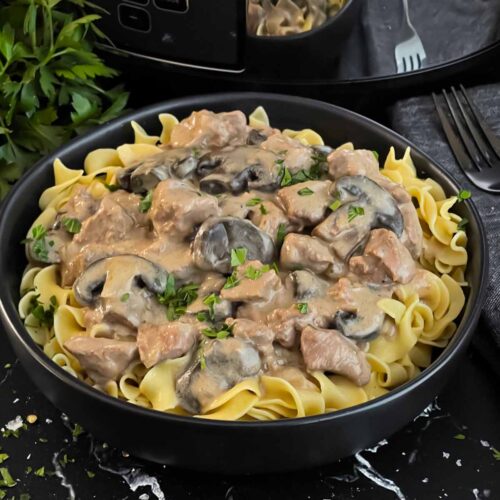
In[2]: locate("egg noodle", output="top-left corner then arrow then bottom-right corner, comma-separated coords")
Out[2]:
19,107 -> 467,420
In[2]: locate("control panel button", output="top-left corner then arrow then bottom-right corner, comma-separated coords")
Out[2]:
118,4 -> 151,32
154,0 -> 188,13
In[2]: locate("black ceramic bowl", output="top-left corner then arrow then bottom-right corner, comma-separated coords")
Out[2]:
246,0 -> 361,78
0,93 -> 487,474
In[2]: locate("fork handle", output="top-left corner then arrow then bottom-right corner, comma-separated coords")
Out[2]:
401,0 -> 414,29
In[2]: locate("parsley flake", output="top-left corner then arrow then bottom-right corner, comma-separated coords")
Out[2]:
276,223 -> 287,247
34,466 -> 45,478
454,433 -> 466,440
157,277 -> 198,321
223,271 -> 240,290
296,303 -> 308,314
71,423 -> 84,438
246,197 -> 263,207
120,293 -> 130,302
230,247 -> 247,267
457,218 -> 468,231
203,293 -> 221,320
202,323 -> 233,340
372,150 -> 379,160
244,265 -> 270,280
104,183 -> 120,192
86,470 -> 96,478
298,187 -> 314,196
457,189 -> 471,202
280,167 -> 293,187
139,191 -> 153,213
0,454 -> 8,464
347,206 -> 365,222
62,217 -> 81,234
259,203 -> 268,215
0,467 -> 16,487
329,199 -> 341,212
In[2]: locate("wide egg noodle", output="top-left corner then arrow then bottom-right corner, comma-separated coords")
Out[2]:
17,108 -> 469,421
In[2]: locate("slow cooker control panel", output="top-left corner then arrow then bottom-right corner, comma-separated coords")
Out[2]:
95,0 -> 246,71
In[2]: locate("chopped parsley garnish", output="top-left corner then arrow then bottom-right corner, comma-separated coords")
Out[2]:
457,218 -> 468,231
38,437 -> 48,443
139,191 -> 153,213
280,166 -> 293,187
223,271 -> 240,290
25,466 -> 32,475
276,223 -> 287,247
372,150 -> 379,160
192,147 -> 202,159
309,151 -> 328,179
29,295 -> 57,329
0,454 -> 8,464
246,197 -> 263,207
457,189 -> 471,202
62,217 -> 82,234
230,247 -> 247,267
104,183 -> 120,192
120,293 -> 130,303
203,293 -> 221,320
298,187 -> 314,196
454,433 -> 466,440
196,312 -> 209,322
20,494 -> 31,500
272,262 -> 280,274
28,225 -> 49,262
157,277 -> 199,321
492,447 -> 500,461
34,466 -> 45,477
202,323 -> 233,340
296,303 -> 308,314
329,199 -> 341,212
86,470 -> 96,478
59,454 -> 75,467
259,203 -> 268,215
244,265 -> 271,280
0,467 -> 16,487
347,205 -> 365,222
71,423 -> 84,438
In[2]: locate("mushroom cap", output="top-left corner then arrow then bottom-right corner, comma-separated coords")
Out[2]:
192,217 -> 276,274
73,254 -> 168,306
334,309 -> 385,341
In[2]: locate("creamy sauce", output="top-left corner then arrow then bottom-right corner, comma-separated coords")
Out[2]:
28,109 -> 423,414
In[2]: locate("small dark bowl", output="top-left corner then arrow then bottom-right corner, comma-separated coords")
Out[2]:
0,93 -> 487,474
246,0 -> 361,78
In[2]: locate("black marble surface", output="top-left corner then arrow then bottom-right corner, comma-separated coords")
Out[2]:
1,325 -> 499,499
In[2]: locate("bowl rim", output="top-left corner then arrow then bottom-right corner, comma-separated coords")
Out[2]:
0,91 -> 488,429
246,0 -> 356,42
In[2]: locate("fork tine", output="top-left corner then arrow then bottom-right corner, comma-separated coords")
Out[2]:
450,86 -> 497,168
396,56 -> 405,74
459,84 -> 500,159
432,92 -> 478,176
442,89 -> 486,171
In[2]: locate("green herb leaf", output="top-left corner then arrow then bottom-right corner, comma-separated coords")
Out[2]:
372,150 -> 379,160
199,352 -> 207,370
62,217 -> 81,234
223,271 -> 240,290
202,323 -> 232,340
347,205 -> 365,222
244,265 -> 270,280
259,203 -> 268,215
454,433 -> 466,440
71,423 -> 84,438
276,223 -> 287,247
296,303 -> 308,314
230,247 -> 247,267
34,466 -> 45,478
457,218 -> 468,231
203,293 -> 221,320
196,312 -> 208,322
120,293 -> 130,302
139,191 -> 153,213
86,470 -> 96,478
157,278 -> 198,321
298,187 -> 314,196
246,197 -> 263,207
457,189 -> 471,202
0,467 -> 16,487
25,466 -> 32,474
20,494 -> 31,500
0,455 -> 8,464
329,199 -> 341,212
280,166 -> 292,187
492,447 -> 500,461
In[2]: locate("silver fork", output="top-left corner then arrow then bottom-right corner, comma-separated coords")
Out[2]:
394,0 -> 427,73
433,85 -> 500,193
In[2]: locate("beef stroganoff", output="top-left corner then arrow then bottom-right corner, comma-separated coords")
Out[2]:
19,107 -> 468,420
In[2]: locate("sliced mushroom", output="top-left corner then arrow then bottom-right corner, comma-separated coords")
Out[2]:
312,175 -> 404,260
117,149 -> 201,194
192,217 -> 275,274
176,337 -> 261,414
73,255 -> 167,306
334,309 -> 384,341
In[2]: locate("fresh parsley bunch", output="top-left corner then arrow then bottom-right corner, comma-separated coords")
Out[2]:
0,0 -> 129,198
